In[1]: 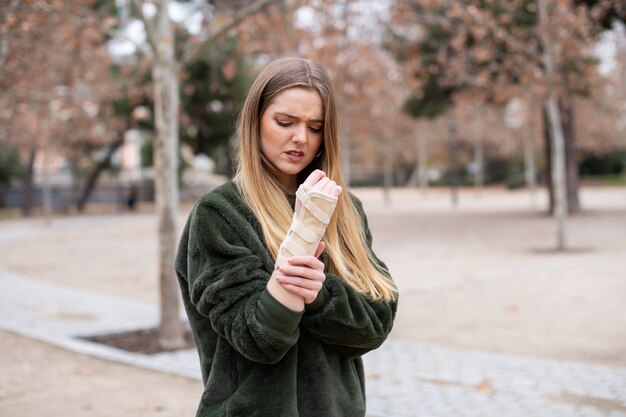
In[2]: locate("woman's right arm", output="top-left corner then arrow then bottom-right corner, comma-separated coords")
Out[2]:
180,202 -> 304,364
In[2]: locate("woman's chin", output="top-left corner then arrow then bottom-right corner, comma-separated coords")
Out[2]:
278,161 -> 311,176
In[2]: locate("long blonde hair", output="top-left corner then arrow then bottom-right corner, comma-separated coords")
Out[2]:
234,57 -> 396,302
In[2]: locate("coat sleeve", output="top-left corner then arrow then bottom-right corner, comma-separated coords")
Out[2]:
184,201 -> 303,364
299,196 -> 398,358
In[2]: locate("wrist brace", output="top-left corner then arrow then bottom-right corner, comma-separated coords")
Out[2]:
275,185 -> 338,268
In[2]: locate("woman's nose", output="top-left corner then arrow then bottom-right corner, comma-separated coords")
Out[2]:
292,123 -> 307,143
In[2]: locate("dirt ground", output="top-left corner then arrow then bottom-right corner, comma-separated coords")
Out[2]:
0,330 -> 202,417
365,187 -> 626,366
1,185 -> 625,416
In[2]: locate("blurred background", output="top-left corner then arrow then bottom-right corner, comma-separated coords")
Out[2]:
1,1 -> 625,416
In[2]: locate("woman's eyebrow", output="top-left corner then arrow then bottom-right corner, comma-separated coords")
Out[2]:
274,112 -> 323,123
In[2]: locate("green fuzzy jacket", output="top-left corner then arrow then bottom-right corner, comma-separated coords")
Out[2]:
175,181 -> 397,417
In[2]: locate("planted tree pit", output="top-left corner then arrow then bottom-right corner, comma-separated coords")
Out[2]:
82,326 -> 195,355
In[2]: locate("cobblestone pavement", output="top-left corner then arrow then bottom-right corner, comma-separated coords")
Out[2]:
365,342 -> 626,417
2,268 -> 625,417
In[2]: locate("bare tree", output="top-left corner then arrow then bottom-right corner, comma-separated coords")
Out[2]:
130,0 -> 283,349
389,0 -> 610,249
538,0 -> 568,249
0,0 -> 127,217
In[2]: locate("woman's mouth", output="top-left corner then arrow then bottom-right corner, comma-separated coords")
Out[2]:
285,150 -> 305,162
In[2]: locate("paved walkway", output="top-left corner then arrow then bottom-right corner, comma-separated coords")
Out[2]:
2,267 -> 625,417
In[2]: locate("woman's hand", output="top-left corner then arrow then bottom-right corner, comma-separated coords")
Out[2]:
296,170 -> 342,215
275,242 -> 326,305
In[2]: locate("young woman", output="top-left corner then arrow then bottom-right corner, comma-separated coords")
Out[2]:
176,57 -> 398,417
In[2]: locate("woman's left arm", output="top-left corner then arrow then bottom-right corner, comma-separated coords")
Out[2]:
299,196 -> 398,358
300,272 -> 397,358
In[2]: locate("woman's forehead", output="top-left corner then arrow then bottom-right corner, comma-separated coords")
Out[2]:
267,87 -> 324,121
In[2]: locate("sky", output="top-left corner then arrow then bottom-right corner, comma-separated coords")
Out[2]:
594,21 -> 625,75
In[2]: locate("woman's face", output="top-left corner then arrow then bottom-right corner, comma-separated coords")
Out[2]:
260,87 -> 324,193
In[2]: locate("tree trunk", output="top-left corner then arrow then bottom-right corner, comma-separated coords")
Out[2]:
543,107 -> 554,209
383,140 -> 392,206
472,106 -> 485,198
473,135 -> 484,197
406,132 -> 418,186
76,137 -> 124,212
523,128 -> 537,209
20,147 -> 36,217
342,133 -> 352,187
560,94 -> 580,213
539,0 -> 568,250
418,132 -> 429,196
226,134 -> 238,179
448,122 -> 459,208
544,94 -> 568,250
41,141 -> 53,224
542,99 -> 579,215
152,0 -> 185,350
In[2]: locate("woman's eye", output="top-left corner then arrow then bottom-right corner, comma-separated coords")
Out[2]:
309,126 -> 322,133
275,119 -> 291,127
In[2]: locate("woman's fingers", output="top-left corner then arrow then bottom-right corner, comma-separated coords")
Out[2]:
277,254 -> 326,304
286,255 -> 324,271
311,177 -> 330,192
322,180 -> 336,194
302,169 -> 326,189
279,263 -> 324,281
275,270 -> 325,304
299,169 -> 342,199
275,275 -> 324,291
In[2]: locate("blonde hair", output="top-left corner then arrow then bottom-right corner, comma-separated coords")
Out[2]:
234,57 -> 396,302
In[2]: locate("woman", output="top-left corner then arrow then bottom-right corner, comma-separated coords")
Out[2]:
175,57 -> 398,417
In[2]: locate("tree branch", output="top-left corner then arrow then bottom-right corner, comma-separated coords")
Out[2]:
464,6 -> 542,67
132,0 -> 158,55
405,10 -> 542,67
102,25 -> 154,61
180,0 -> 283,65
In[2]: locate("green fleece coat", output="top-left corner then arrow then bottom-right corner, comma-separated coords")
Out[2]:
175,181 -> 397,417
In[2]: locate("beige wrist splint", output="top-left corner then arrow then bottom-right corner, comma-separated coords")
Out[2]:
275,186 -> 339,268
